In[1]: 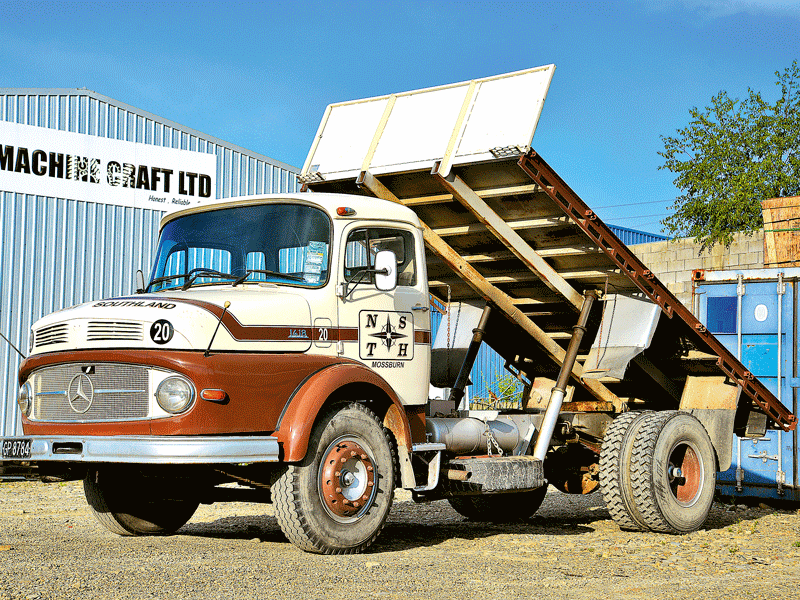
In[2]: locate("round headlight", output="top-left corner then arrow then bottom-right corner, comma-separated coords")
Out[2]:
156,377 -> 195,414
17,381 -> 32,416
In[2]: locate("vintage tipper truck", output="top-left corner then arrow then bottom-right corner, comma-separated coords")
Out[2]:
1,66 -> 797,554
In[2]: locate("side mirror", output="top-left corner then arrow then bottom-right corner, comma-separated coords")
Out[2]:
135,269 -> 146,294
374,250 -> 397,292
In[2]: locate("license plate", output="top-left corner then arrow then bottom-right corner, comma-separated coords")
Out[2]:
1,438 -> 32,459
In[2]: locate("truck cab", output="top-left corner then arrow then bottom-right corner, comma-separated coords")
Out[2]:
13,193 -> 432,553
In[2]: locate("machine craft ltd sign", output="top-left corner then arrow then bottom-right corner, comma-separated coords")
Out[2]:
0,120 -> 216,210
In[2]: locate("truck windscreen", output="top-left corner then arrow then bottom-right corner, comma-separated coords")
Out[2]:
149,203 -> 331,291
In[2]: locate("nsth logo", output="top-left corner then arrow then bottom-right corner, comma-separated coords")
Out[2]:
358,310 -> 413,362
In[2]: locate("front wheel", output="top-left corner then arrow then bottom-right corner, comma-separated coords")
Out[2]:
84,468 -> 199,536
272,402 -> 395,554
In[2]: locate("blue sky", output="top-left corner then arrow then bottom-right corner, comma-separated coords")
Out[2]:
2,0 -> 799,234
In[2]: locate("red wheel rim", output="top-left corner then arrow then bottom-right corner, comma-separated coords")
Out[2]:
319,437 -> 377,522
668,442 -> 703,506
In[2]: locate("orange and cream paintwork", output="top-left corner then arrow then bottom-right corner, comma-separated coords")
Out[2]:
17,193 -> 432,476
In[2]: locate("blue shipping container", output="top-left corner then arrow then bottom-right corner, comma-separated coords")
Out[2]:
696,268 -> 800,502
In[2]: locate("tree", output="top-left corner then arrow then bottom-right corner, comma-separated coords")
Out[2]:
659,61 -> 800,250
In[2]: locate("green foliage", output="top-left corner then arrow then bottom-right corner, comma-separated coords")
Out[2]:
494,373 -> 524,406
659,61 -> 800,250
470,372 -> 524,410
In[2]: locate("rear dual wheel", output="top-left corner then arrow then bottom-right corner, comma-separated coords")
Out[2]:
599,411 -> 650,531
601,411 -> 716,534
630,411 -> 716,533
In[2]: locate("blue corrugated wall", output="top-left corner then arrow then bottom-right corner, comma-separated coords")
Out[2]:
430,309 -> 524,408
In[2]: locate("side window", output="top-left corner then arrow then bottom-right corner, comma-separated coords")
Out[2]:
344,227 -> 416,286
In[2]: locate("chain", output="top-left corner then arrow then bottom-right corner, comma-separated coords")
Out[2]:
447,294 -> 462,384
586,279 -> 608,373
484,418 -> 504,457
446,285 -> 452,350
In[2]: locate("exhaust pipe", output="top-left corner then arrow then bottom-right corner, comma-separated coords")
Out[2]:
426,417 -> 523,455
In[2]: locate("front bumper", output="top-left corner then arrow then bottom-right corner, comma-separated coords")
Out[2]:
2,435 -> 280,465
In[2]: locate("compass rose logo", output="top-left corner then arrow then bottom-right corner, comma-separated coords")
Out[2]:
369,314 -> 407,350
359,310 -> 413,360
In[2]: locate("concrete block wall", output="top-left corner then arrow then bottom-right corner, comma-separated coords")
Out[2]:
629,230 -> 763,307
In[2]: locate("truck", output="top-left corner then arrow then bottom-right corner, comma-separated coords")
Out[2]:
1,65 -> 796,554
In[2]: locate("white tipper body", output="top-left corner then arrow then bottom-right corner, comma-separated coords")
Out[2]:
26,193 -> 432,407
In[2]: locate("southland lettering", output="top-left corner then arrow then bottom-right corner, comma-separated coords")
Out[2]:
93,300 -> 176,309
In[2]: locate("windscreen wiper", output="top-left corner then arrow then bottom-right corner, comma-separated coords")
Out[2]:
181,268 -> 237,291
146,273 -> 190,293
231,269 -> 306,286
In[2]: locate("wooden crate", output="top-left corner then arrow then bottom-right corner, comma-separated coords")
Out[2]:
762,196 -> 800,267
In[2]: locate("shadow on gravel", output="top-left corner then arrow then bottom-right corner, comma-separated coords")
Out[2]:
373,519 -> 596,552
702,502 -> 787,530
175,496 -> 604,553
180,515 -> 285,543
173,495 -> 790,552
177,513 -> 596,553
370,493 -> 608,552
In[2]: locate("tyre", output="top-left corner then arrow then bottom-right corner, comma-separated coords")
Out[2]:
599,411 -> 651,531
272,402 -> 395,554
630,411 -> 716,533
448,486 -> 548,522
84,468 -> 199,536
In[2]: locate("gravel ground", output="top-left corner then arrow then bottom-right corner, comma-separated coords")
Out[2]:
1,479 -> 799,600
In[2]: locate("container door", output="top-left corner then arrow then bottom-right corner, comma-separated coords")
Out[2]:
698,277 -> 797,501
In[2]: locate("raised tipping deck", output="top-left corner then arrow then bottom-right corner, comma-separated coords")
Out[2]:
300,66 -> 795,432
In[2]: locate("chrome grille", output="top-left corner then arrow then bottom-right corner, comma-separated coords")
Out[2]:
87,321 -> 144,342
31,363 -> 149,422
34,324 -> 69,348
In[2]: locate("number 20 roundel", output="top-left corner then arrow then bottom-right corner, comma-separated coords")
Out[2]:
150,319 -> 174,345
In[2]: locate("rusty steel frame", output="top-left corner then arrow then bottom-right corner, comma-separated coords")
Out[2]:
354,169 -> 624,411
518,150 -> 797,432
435,168 -> 584,309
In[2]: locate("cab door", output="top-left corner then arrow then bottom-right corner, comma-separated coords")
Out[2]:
336,223 -> 430,406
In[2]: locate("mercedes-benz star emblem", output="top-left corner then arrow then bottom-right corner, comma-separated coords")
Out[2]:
68,373 -> 94,414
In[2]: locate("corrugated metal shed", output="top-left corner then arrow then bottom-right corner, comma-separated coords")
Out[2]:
0,88 -> 299,437
608,224 -> 667,246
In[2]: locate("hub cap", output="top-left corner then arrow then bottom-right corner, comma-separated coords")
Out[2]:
319,437 -> 377,523
668,441 -> 703,507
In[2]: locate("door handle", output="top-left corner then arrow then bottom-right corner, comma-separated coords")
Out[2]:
412,305 -> 430,312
